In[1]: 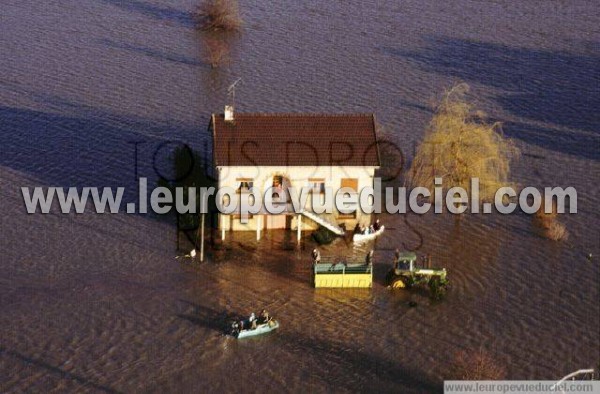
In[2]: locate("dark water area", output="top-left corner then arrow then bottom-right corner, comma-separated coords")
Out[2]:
1,0 -> 599,392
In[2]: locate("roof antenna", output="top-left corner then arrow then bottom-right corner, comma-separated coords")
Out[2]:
225,78 -> 242,122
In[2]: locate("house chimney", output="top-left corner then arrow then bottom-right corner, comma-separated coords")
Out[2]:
224,105 -> 234,122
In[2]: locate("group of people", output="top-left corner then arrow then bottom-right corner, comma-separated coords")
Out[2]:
234,309 -> 272,332
353,219 -> 382,235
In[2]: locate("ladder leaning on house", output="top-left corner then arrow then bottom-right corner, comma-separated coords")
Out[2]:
300,210 -> 345,236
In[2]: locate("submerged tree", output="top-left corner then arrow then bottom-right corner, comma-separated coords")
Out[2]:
195,0 -> 242,32
195,0 -> 241,68
448,350 -> 507,380
201,33 -> 232,68
409,83 -> 519,204
533,202 -> 569,241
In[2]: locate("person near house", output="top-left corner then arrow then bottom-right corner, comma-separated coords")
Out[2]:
311,248 -> 321,264
366,250 -> 374,266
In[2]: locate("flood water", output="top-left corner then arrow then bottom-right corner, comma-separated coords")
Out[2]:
1,0 -> 599,392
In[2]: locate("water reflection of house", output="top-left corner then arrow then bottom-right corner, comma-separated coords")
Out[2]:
210,106 -> 381,239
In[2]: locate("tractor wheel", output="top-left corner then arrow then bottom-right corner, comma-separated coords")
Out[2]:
428,277 -> 447,300
391,277 -> 407,288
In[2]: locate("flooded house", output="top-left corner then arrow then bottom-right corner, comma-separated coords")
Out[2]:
210,107 -> 381,239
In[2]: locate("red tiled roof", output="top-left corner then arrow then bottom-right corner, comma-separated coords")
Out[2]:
211,113 -> 380,167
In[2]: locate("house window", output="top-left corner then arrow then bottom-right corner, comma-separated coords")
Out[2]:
236,178 -> 254,193
233,213 -> 254,220
340,178 -> 358,192
272,175 -> 286,203
339,178 -> 358,219
272,175 -> 283,188
222,194 -> 230,206
309,178 -> 325,194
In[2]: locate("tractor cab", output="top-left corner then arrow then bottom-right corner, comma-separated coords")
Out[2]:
394,251 -> 417,273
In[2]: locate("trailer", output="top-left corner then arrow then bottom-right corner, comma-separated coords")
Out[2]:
313,257 -> 373,288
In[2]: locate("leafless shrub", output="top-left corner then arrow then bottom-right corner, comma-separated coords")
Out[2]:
533,202 -> 569,241
542,220 -> 569,241
449,350 -> 507,380
195,0 -> 242,32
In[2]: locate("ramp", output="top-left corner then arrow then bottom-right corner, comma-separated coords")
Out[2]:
300,210 -> 345,236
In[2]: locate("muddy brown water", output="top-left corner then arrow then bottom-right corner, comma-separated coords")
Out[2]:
1,0 -> 599,392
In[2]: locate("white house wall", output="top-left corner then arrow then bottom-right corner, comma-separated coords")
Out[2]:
216,166 -> 377,232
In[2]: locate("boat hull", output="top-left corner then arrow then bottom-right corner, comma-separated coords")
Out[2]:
236,320 -> 279,339
352,226 -> 384,242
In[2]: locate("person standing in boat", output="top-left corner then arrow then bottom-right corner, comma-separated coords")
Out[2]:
249,312 -> 257,329
373,219 -> 381,232
258,309 -> 271,324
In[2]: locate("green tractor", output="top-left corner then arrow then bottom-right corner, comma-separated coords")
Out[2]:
386,251 -> 449,299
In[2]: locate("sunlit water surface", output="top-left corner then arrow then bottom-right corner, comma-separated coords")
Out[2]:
1,0 -> 599,392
